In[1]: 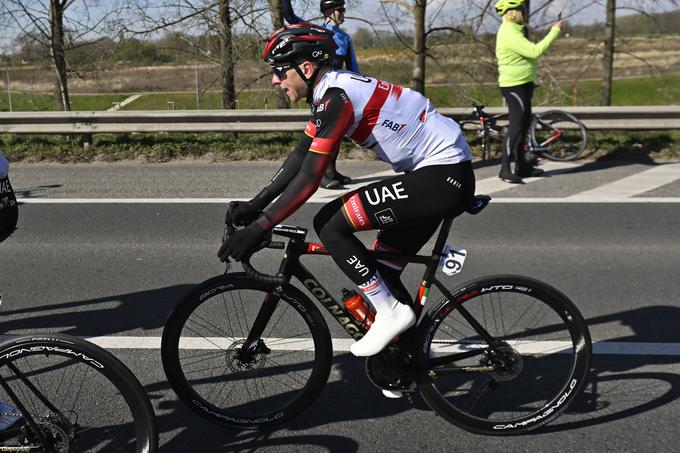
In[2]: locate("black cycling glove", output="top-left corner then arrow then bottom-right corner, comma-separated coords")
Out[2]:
225,200 -> 260,227
217,223 -> 265,262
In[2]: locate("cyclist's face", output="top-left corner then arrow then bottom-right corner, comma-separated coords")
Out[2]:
332,7 -> 345,24
272,62 -> 313,102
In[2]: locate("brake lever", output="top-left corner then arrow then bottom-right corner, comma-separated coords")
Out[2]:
221,222 -> 237,273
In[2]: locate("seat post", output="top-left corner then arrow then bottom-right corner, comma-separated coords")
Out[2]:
430,217 -> 454,257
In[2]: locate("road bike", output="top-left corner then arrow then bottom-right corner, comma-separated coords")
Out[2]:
161,195 -> 592,435
0,296 -> 158,452
461,104 -> 588,162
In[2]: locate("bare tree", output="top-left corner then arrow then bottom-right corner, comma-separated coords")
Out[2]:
412,0 -> 426,94
267,0 -> 290,108
379,0 -> 462,94
218,0 -> 236,108
0,0 -> 121,110
601,0 -> 616,105
122,0 -> 272,110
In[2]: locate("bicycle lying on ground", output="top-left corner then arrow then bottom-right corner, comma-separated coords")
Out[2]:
0,295 -> 158,452
162,195 -> 592,435
460,104 -> 588,162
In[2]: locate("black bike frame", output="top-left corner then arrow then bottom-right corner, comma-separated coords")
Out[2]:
0,365 -> 61,449
473,105 -> 562,160
239,216 -> 499,366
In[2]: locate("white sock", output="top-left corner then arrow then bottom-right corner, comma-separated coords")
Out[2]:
358,271 -> 398,312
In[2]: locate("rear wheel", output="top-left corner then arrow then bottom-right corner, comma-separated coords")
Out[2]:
530,110 -> 587,161
415,275 -> 591,435
161,274 -> 333,429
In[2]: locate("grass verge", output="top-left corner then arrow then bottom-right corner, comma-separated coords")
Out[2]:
2,130 -> 679,163
3,74 -> 680,112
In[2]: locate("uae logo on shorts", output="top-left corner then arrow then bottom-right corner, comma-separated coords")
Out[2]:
375,208 -> 398,227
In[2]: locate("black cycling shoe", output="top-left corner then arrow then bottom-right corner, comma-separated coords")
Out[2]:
334,172 -> 352,185
524,151 -> 539,167
499,170 -> 523,184
519,168 -> 545,178
320,177 -> 344,189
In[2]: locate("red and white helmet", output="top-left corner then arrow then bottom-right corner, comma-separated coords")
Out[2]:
263,23 -> 338,67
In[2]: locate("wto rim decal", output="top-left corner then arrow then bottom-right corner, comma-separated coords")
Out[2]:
374,208 -> 398,227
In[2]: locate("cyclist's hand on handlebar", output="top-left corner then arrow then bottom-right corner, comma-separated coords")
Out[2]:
217,223 -> 265,262
225,201 -> 260,227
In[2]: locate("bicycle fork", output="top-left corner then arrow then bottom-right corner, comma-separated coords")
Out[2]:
237,290 -> 280,363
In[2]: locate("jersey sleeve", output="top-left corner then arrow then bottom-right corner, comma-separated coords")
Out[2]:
255,87 -> 355,230
506,25 -> 561,59
282,0 -> 305,24
346,37 -> 360,73
0,152 -> 8,179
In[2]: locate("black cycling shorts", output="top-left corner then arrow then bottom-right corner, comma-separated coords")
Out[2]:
0,176 -> 18,243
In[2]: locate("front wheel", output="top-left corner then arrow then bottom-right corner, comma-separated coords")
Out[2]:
161,274 -> 333,430
414,275 -> 591,435
530,110 -> 588,161
0,334 -> 158,452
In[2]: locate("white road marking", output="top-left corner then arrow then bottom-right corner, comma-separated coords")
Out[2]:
567,162 -> 680,200
13,161 -> 680,203
475,161 -> 583,194
69,336 -> 680,356
312,169 -> 395,200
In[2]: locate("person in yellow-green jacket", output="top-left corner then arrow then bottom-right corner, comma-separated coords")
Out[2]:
495,0 -> 564,183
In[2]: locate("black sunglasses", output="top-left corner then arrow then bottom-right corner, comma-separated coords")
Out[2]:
272,65 -> 293,80
335,7 -> 346,13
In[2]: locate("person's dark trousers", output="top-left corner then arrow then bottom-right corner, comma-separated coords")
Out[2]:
500,82 -> 535,177
321,153 -> 351,188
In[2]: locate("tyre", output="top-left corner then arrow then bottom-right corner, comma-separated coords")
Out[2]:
161,274 -> 333,430
530,110 -> 587,161
415,275 -> 591,435
0,334 -> 158,452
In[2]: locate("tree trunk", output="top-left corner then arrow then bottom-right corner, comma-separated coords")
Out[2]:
218,0 -> 236,109
268,0 -> 290,108
601,0 -> 616,106
50,0 -> 70,111
412,0 -> 426,94
268,0 -> 284,28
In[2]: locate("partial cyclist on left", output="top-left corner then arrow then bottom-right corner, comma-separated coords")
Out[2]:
0,150 -> 23,433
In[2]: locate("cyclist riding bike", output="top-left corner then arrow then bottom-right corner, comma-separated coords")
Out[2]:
0,150 -> 22,430
495,0 -> 564,183
218,24 -> 475,357
283,0 -> 359,189
0,152 -> 18,243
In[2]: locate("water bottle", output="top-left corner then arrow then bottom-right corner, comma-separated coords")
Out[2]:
342,289 -> 375,329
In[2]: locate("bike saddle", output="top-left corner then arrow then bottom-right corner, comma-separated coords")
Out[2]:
466,195 -> 491,215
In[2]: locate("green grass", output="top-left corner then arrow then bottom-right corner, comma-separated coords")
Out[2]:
0,92 -> 134,112
122,91 -> 309,110
0,131 -> 365,162
3,129 -> 679,163
4,74 -> 679,113
424,74 -> 680,107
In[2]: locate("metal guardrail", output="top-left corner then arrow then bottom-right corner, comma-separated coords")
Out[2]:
1,106 -> 679,135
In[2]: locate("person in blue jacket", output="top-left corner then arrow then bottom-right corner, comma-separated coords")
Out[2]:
282,0 -> 359,189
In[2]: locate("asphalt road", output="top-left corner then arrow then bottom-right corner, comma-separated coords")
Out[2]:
1,159 -> 680,452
